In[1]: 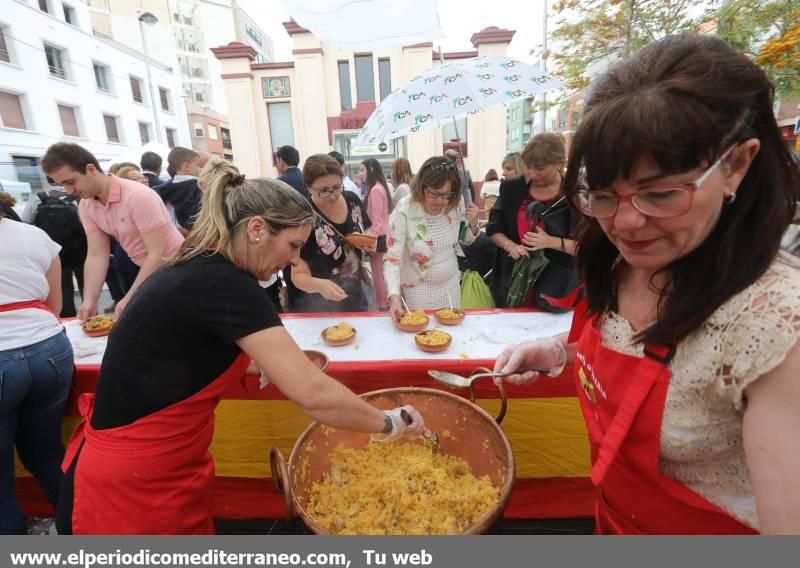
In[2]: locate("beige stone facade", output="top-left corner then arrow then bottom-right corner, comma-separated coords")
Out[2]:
211,23 -> 516,180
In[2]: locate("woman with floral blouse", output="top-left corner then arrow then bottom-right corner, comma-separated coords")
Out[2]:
289,154 -> 373,313
385,156 -> 481,322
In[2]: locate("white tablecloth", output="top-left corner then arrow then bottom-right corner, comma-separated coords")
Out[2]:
66,311 -> 572,365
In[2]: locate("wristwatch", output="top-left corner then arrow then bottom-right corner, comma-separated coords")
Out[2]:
382,413 -> 394,434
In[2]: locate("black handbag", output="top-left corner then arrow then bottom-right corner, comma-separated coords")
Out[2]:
376,235 -> 388,254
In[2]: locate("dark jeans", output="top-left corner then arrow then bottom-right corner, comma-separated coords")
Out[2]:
0,332 -> 73,534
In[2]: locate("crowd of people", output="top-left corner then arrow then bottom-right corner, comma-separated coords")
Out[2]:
0,32 -> 798,535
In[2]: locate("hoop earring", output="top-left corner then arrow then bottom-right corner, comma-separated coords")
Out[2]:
724,192 -> 737,205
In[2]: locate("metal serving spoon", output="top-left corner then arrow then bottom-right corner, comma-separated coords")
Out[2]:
427,369 -> 548,388
400,409 -> 440,452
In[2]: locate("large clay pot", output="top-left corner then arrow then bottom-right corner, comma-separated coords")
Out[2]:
270,387 -> 515,534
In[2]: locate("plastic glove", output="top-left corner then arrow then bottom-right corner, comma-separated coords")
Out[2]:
492,336 -> 567,386
370,405 -> 426,443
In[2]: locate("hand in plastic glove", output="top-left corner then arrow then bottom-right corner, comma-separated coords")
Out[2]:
492,336 -> 567,385
370,405 -> 426,443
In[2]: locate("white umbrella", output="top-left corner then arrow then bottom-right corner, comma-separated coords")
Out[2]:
280,0 -> 444,52
355,56 -> 563,145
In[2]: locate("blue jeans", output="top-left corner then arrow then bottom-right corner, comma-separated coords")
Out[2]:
0,332 -> 73,534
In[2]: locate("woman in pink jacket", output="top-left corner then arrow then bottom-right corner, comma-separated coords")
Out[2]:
359,159 -> 393,310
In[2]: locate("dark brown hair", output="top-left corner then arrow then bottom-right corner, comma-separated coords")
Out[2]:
42,143 -> 103,175
410,157 -> 462,212
563,33 -> 800,346
521,132 -> 566,170
166,147 -> 199,178
362,158 -> 393,213
0,191 -> 16,220
484,168 -> 499,182
303,154 -> 342,188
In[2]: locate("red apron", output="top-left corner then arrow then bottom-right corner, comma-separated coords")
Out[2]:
573,310 -> 757,534
0,300 -> 53,314
62,352 -> 250,534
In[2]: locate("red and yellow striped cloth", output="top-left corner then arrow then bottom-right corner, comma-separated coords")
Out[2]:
17,357 -> 594,520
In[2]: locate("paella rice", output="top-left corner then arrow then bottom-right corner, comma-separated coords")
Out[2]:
306,442 -> 499,535
324,322 -> 355,340
82,315 -> 114,331
435,308 -> 463,319
415,329 -> 451,346
400,310 -> 428,325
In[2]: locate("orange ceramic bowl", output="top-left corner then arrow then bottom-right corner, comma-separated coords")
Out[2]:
321,326 -> 357,347
83,327 -> 112,338
434,309 -> 465,326
303,350 -> 330,372
396,314 -> 430,333
82,316 -> 113,337
414,330 -> 452,353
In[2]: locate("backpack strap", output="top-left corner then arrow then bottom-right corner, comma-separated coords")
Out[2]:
37,191 -> 49,203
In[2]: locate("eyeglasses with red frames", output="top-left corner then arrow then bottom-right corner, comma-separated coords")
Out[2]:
574,145 -> 736,219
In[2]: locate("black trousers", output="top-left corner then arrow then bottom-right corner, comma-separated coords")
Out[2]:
59,256 -> 84,318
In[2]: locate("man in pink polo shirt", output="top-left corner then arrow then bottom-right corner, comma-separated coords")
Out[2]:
42,143 -> 184,321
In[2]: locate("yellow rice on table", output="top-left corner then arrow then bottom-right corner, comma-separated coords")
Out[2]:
435,308 -> 463,319
306,442 -> 499,535
400,310 -> 428,325
325,322 -> 355,340
416,329 -> 451,346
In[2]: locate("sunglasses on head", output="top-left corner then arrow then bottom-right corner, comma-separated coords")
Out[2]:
428,161 -> 457,173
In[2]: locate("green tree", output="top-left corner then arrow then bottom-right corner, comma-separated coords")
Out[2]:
549,0 -> 696,92
712,0 -> 800,97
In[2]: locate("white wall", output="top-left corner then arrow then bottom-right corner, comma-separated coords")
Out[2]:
194,0 -> 237,114
0,0 -> 190,182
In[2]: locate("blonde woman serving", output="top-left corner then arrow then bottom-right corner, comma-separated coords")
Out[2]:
57,161 -> 425,535
386,156 -> 480,322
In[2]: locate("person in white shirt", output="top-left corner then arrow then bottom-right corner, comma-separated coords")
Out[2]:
0,211 -> 74,534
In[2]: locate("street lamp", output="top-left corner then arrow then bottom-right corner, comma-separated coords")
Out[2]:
138,11 -> 163,143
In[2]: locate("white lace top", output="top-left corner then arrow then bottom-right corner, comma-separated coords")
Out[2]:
599,254 -> 800,530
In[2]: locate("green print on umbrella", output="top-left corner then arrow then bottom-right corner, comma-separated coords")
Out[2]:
353,56 -> 564,147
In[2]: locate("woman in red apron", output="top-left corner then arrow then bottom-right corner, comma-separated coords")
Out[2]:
56,161 -> 426,535
494,34 -> 800,534
0,211 -> 74,534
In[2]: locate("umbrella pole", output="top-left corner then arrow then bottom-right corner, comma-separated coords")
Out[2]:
438,45 -> 472,205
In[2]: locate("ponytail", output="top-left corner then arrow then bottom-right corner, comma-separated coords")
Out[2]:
171,160 -> 315,266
